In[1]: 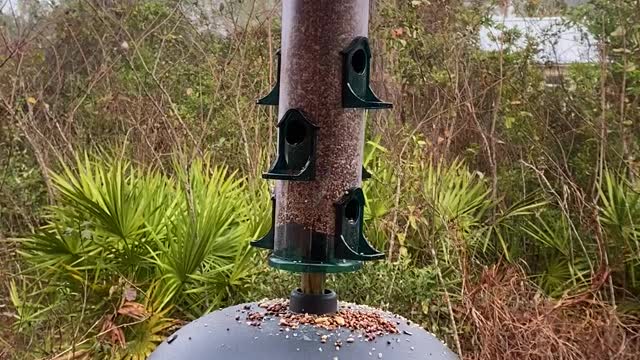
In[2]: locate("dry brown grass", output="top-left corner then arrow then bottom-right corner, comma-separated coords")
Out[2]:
459,265 -> 640,360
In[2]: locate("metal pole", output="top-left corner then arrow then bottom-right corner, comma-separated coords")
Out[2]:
301,273 -> 326,295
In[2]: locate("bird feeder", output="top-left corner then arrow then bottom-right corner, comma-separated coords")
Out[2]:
252,0 -> 388,289
150,1 -> 456,359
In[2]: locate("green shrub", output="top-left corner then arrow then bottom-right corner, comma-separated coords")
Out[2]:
15,153 -> 265,358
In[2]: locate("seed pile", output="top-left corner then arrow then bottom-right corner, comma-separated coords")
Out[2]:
241,299 -> 399,341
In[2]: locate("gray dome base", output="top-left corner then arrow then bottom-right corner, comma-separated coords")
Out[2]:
150,302 -> 457,360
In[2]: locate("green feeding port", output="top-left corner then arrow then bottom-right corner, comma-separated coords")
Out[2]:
362,165 -> 372,180
263,108 -> 317,181
251,188 -> 383,273
341,37 -> 392,109
334,188 -> 384,261
256,49 -> 281,106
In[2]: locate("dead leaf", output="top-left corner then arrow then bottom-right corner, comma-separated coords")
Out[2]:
100,316 -> 125,347
391,27 -> 404,38
117,301 -> 148,320
26,97 -> 37,105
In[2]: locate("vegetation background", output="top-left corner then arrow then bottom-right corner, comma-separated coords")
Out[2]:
1,0 -> 640,358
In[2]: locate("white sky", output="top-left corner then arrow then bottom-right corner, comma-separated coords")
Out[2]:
479,16 -> 598,64
1,0 -> 18,15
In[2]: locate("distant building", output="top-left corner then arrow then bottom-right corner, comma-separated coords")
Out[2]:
478,15 -> 599,85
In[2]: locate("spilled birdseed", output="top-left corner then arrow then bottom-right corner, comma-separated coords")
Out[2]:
237,299 -> 399,342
